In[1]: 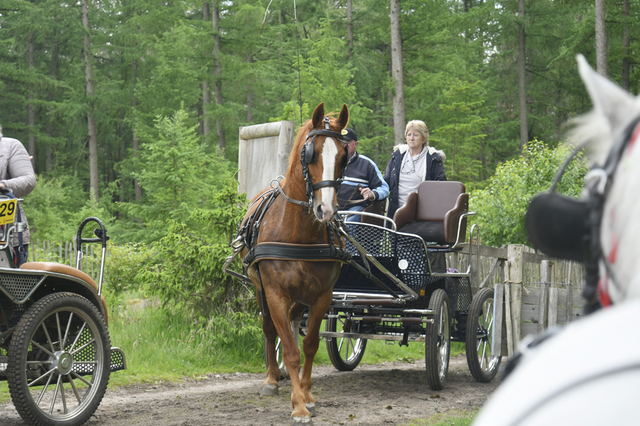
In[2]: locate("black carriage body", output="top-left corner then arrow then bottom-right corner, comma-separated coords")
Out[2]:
328,221 -> 472,343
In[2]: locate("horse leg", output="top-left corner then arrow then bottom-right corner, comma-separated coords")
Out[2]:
267,293 -> 312,424
259,291 -> 281,396
300,292 -> 333,418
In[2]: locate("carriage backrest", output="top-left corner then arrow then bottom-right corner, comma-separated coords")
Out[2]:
415,181 -> 466,222
393,180 -> 468,245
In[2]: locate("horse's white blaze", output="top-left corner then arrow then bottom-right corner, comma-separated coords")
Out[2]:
318,137 -> 339,221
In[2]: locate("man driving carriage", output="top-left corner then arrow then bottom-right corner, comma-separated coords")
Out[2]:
336,128 -> 389,222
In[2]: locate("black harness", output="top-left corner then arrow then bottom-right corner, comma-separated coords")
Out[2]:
526,116 -> 640,312
235,117 -> 352,268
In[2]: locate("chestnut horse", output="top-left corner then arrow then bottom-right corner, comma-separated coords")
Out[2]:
239,103 -> 350,425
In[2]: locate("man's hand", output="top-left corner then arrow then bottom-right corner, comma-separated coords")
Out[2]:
359,187 -> 375,201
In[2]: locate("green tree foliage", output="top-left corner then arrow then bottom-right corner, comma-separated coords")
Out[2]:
138,178 -> 249,319
470,140 -> 589,247
125,105 -> 233,243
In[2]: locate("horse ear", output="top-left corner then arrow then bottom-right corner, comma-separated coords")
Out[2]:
312,103 -> 326,128
337,104 -> 350,130
571,54 -> 640,165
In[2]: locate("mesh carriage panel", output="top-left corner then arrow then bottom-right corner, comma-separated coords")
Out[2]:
396,233 -> 440,290
0,273 -> 44,303
0,295 -> 25,333
110,348 -> 126,372
446,276 -> 472,314
344,223 -> 395,257
68,326 -> 97,376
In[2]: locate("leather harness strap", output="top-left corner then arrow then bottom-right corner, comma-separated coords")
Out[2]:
243,242 -> 352,268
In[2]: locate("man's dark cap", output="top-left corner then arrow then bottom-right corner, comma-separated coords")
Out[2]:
341,128 -> 358,141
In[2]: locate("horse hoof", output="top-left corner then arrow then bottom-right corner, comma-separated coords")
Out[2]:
305,402 -> 317,417
292,416 -> 313,425
260,383 -> 279,396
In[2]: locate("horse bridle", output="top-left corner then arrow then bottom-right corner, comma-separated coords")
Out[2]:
286,116 -> 348,208
527,115 -> 640,312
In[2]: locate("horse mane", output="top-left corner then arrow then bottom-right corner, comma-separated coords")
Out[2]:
287,119 -> 315,175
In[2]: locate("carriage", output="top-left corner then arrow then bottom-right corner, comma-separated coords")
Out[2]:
0,192 -> 125,426
225,103 -> 502,424
270,180 -> 501,390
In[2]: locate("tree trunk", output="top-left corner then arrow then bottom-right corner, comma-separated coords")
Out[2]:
212,0 -> 226,153
622,0 -> 630,91
390,0 -> 406,146
202,1 -> 211,142
132,58 -> 142,201
46,44 -> 59,173
28,30 -> 36,162
347,0 -> 354,60
595,0 -> 607,77
246,53 -> 254,123
82,0 -> 99,202
518,0 -> 528,150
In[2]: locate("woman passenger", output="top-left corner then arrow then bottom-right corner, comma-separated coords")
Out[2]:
383,120 -> 446,222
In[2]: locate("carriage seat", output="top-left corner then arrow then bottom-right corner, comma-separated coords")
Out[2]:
393,181 -> 468,246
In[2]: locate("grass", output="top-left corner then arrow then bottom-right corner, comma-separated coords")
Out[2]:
402,409 -> 479,426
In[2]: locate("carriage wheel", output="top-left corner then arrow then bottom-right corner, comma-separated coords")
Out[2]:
425,289 -> 451,390
264,336 -> 288,379
325,311 -> 367,371
7,292 -> 111,426
466,287 -> 502,382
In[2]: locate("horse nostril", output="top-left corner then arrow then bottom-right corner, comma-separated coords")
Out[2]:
316,204 -> 324,217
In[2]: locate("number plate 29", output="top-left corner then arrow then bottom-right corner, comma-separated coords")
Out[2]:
0,199 -> 17,225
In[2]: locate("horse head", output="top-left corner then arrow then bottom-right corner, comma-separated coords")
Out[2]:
288,102 -> 350,222
528,54 -> 640,309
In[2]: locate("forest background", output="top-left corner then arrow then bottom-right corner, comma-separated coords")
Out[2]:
0,0 -> 636,318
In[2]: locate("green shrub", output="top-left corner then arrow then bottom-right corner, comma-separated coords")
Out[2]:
470,140 -> 588,247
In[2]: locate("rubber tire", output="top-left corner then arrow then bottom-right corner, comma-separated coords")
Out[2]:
7,292 -> 111,426
325,311 -> 367,371
425,289 -> 451,390
466,287 -> 502,382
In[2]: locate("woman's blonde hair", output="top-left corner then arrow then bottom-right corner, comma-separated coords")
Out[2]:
405,120 -> 429,147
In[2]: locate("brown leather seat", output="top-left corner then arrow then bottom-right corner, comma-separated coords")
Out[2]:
393,181 -> 468,245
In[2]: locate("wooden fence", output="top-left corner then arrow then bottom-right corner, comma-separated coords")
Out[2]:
33,237 -> 582,358
451,243 -> 584,358
31,239 -> 103,282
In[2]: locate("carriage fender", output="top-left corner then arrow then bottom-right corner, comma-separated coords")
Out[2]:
19,261 -> 109,325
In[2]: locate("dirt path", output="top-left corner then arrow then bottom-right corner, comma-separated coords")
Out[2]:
0,355 -> 501,426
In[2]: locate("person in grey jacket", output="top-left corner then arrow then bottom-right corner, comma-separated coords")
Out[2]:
0,125 -> 37,265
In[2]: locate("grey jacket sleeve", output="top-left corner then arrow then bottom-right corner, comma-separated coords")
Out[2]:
0,138 -> 36,197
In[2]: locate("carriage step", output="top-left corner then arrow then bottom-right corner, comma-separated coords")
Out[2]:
110,347 -> 127,372
350,315 -> 434,324
343,299 -> 406,307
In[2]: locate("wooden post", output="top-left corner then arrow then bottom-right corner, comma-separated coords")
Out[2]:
566,261 -> 573,324
548,287 -> 558,327
504,283 -> 513,357
539,260 -> 550,333
492,283 -> 504,357
507,244 -> 524,346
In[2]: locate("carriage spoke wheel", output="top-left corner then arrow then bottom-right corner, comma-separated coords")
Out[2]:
425,289 -> 450,390
7,292 -> 111,426
466,287 -> 502,382
325,310 -> 367,371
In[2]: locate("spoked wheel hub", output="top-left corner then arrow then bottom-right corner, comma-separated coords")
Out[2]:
52,351 -> 74,376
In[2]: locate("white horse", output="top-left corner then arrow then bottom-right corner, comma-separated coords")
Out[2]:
473,55 -> 640,425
